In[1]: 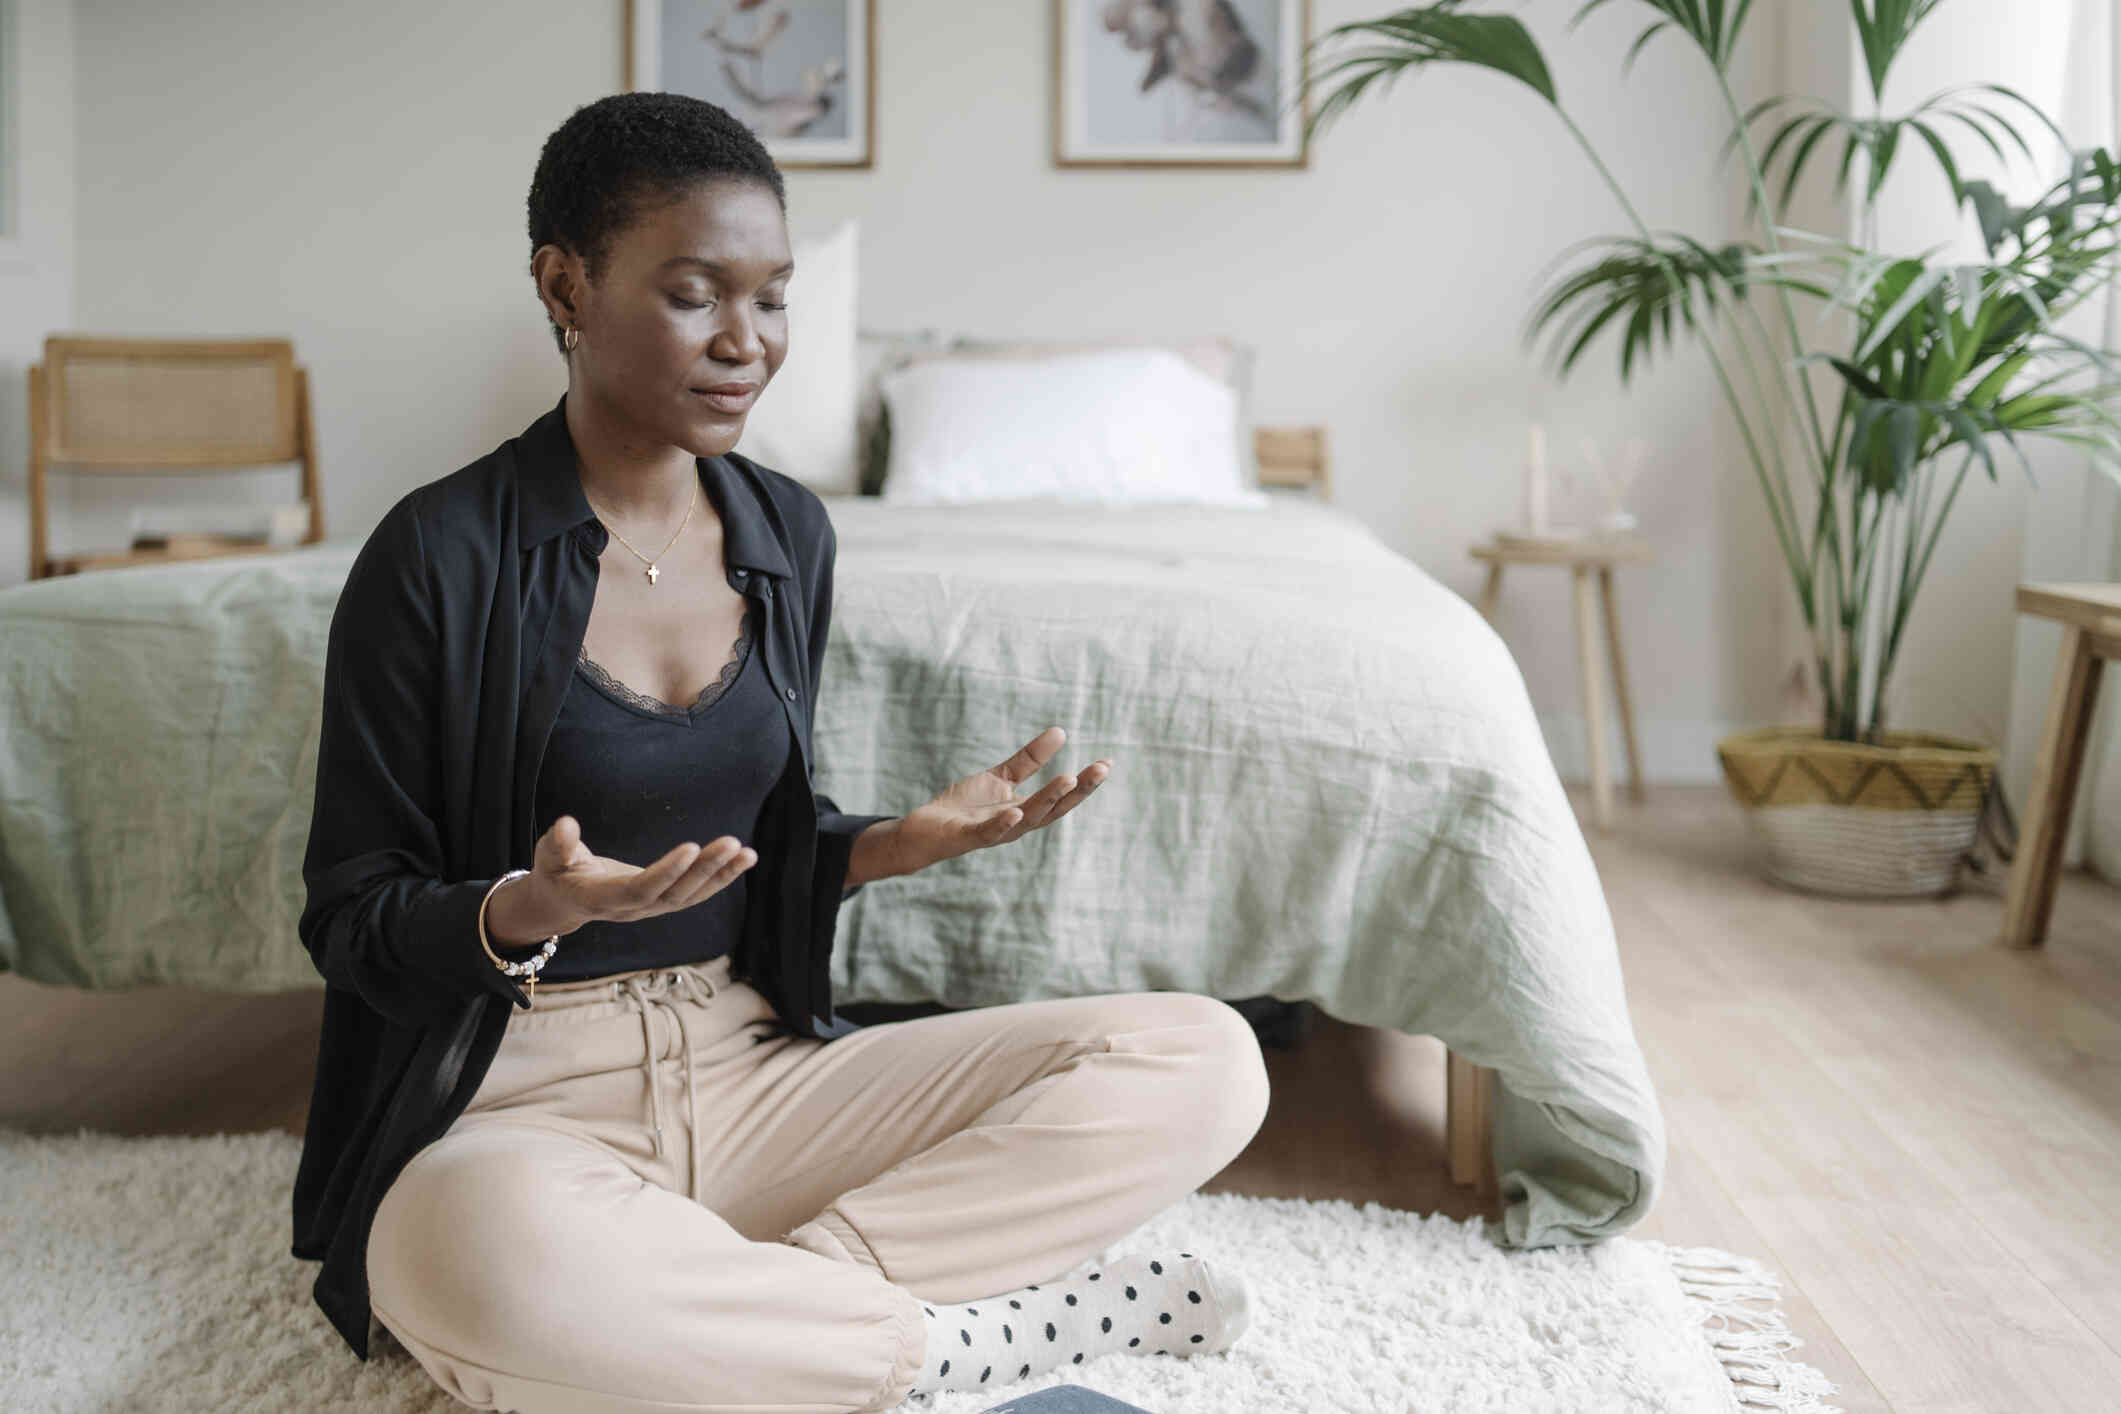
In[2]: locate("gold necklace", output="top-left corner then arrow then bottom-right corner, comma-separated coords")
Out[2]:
586,480 -> 697,586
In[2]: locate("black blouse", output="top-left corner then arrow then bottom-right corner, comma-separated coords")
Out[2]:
293,393 -> 898,1360
533,598 -> 789,981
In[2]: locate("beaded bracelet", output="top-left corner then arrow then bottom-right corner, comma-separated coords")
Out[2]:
479,868 -> 561,1001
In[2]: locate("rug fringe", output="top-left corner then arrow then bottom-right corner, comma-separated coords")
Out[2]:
1651,1243 -> 1841,1413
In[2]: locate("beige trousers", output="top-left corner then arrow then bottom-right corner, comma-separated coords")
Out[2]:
365,954 -> 1271,1414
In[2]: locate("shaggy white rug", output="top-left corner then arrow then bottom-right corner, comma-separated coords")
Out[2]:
0,1130 -> 1835,1414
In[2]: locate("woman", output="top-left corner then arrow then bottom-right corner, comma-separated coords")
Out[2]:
293,91 -> 1270,1414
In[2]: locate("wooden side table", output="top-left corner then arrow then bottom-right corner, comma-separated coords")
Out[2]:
1470,535 -> 1653,829
2001,582 -> 2121,949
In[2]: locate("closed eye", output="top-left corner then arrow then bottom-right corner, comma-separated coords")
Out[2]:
668,297 -> 788,312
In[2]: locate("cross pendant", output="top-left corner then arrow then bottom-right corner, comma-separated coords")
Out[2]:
646,563 -> 660,586
525,972 -> 537,1005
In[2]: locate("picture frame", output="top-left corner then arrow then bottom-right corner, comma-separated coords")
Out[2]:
623,0 -> 873,170
1052,0 -> 1310,169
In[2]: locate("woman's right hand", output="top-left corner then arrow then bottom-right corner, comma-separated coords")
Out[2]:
489,815 -> 757,946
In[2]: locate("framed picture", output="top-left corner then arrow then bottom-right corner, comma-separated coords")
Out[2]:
624,0 -> 873,169
1053,0 -> 1309,168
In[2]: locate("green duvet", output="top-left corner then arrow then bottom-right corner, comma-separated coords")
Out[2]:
0,496 -> 1664,1248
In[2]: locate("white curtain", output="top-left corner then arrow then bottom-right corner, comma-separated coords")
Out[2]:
2001,0 -> 2121,882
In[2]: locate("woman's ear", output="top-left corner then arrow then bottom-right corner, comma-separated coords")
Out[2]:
531,243 -> 582,329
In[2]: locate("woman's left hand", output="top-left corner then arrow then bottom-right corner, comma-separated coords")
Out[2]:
888,726 -> 1111,875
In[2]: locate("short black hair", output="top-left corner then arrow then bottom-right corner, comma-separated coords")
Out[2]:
527,91 -> 787,357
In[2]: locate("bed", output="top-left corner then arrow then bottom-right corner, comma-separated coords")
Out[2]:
0,462 -> 1665,1252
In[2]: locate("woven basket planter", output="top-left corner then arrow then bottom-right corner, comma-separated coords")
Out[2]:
1715,726 -> 1999,899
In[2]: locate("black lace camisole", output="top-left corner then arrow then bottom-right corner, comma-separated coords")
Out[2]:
531,598 -> 790,981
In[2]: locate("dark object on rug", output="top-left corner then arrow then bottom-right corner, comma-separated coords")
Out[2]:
973,1383 -> 1157,1414
1222,996 -> 1317,1049
833,996 -> 1316,1050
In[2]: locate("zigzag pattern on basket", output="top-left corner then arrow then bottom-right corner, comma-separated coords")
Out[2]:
1718,747 -> 1991,812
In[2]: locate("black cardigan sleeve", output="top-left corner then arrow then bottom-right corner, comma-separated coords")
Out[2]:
297,495 -> 526,1025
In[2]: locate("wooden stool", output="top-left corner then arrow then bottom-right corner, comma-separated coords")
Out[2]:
1470,535 -> 1652,829
2001,583 -> 2121,949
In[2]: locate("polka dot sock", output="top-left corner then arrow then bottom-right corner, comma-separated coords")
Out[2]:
906,1252 -> 1250,1397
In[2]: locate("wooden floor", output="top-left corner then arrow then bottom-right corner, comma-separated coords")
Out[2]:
4,783 -> 2118,1412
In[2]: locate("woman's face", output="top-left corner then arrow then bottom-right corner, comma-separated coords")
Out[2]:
541,178 -> 792,460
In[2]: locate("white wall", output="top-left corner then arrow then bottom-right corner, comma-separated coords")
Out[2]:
47,1 -> 1820,782
791,1 -> 1784,786
0,0 -> 74,578
55,0 -> 611,585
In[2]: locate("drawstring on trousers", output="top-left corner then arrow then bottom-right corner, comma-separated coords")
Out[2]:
613,968 -> 719,1202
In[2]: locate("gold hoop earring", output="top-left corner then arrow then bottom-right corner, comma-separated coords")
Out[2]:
563,325 -> 581,353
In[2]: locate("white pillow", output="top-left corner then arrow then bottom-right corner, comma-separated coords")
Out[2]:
735,219 -> 859,496
925,333 -> 1261,489
877,348 -> 1270,507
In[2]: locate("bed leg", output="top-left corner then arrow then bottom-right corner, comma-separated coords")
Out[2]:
1445,1047 -> 1498,1198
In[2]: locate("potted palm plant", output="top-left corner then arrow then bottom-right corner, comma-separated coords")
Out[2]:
1302,0 -> 2121,896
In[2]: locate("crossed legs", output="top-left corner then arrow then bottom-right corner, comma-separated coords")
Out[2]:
367,973 -> 1270,1414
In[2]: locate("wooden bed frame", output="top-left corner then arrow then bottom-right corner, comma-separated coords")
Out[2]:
1253,424 -> 1500,1200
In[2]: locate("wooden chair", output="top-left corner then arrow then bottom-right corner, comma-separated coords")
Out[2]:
28,336 -> 324,580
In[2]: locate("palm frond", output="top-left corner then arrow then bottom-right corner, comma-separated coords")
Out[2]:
1301,5 -> 1558,149
1794,240 -> 2121,504
1721,94 -> 1797,175
1851,0 -> 1947,105
1621,19 -> 1672,78
1741,79 -> 2068,229
1522,233 -> 1752,382
1854,262 -> 1947,365
1573,0 -> 1760,71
